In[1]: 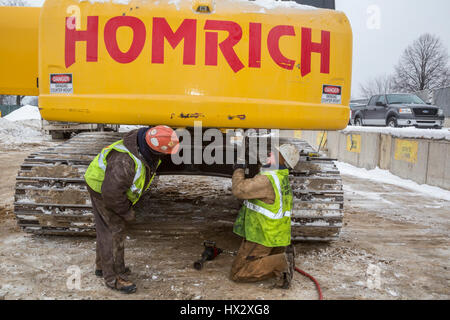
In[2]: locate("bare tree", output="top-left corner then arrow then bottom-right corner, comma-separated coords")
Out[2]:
359,74 -> 395,99
392,33 -> 450,93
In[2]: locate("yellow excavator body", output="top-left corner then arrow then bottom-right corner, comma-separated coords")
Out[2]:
0,6 -> 39,96
1,0 -> 352,130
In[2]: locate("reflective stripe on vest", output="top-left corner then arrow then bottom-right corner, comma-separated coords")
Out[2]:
243,172 -> 291,220
98,143 -> 143,195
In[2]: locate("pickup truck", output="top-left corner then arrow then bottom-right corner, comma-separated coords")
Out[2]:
348,103 -> 367,125
353,93 -> 445,129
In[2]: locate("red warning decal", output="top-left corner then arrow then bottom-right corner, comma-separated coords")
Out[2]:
51,74 -> 72,84
323,85 -> 341,95
322,85 -> 342,104
50,74 -> 73,94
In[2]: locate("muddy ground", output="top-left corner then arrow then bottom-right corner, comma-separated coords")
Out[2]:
0,147 -> 449,300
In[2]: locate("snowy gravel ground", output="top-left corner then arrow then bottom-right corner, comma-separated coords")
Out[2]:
0,108 -> 449,300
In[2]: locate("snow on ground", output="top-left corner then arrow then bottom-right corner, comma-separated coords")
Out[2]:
119,125 -> 145,132
236,0 -> 316,10
337,161 -> 450,201
343,126 -> 450,141
0,106 -> 46,147
76,0 -> 131,5
4,105 -> 41,122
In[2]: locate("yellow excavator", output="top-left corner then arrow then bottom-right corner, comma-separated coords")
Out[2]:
0,0 -> 352,241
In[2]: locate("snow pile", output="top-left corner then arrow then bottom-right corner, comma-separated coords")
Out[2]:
336,162 -> 450,201
4,105 -> 41,122
168,0 -> 181,10
77,0 -> 131,4
241,0 -> 316,10
0,106 -> 45,147
233,0 -> 316,13
343,126 -> 450,141
0,118 -> 44,146
119,125 -> 145,132
165,0 -> 317,12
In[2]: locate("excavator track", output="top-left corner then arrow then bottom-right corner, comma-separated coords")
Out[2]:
14,133 -> 343,241
281,137 -> 344,242
14,132 -> 124,236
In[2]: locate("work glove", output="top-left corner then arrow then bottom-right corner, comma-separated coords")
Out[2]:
122,208 -> 136,223
233,151 -> 247,171
233,163 -> 246,171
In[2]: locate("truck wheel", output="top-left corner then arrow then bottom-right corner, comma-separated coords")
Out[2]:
387,117 -> 398,128
354,117 -> 363,126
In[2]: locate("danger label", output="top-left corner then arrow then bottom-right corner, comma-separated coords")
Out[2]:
50,74 -> 73,94
322,85 -> 342,104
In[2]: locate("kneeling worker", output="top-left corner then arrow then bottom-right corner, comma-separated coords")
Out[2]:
231,144 -> 300,289
84,126 -> 179,294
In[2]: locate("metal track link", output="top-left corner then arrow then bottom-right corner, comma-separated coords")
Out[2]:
14,132 -> 122,235
280,137 -> 344,242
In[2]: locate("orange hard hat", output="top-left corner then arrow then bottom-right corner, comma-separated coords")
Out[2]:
145,126 -> 180,155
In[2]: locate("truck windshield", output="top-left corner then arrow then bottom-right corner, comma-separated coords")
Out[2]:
386,94 -> 425,105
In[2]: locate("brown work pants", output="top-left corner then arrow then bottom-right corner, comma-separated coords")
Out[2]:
90,193 -> 128,285
230,239 -> 288,283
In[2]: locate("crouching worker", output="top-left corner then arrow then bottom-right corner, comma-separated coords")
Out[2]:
230,144 -> 300,289
84,126 -> 179,294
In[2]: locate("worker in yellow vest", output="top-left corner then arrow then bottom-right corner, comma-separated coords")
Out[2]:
84,126 -> 179,294
231,144 -> 300,289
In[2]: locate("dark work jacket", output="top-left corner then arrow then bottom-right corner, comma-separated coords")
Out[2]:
87,129 -> 159,219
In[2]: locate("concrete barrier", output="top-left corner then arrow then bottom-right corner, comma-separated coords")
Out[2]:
445,118 -> 450,128
379,134 -> 392,170
426,141 -> 450,190
390,138 -> 429,185
290,129 -> 450,191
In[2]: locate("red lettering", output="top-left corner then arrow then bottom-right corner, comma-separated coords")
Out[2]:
65,16 -> 98,68
64,16 -> 332,76
249,23 -> 262,68
204,20 -> 244,73
104,16 -> 146,64
152,18 -> 196,65
205,31 -> 218,66
267,25 -> 296,70
301,28 -> 330,77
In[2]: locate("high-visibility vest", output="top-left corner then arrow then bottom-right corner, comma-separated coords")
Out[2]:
233,169 -> 293,248
84,140 -> 160,205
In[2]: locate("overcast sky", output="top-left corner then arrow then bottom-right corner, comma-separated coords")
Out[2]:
336,0 -> 450,98
22,0 -> 450,98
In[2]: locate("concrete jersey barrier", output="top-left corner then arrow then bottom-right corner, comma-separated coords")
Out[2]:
289,128 -> 450,191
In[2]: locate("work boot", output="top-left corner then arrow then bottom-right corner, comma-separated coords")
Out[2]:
280,246 -> 296,289
105,277 -> 137,294
286,245 -> 296,268
95,267 -> 131,278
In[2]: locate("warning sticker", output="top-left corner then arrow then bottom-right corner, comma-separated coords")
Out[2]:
50,74 -> 73,94
321,85 -> 342,104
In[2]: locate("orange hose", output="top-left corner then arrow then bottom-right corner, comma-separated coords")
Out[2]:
295,267 -> 323,300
